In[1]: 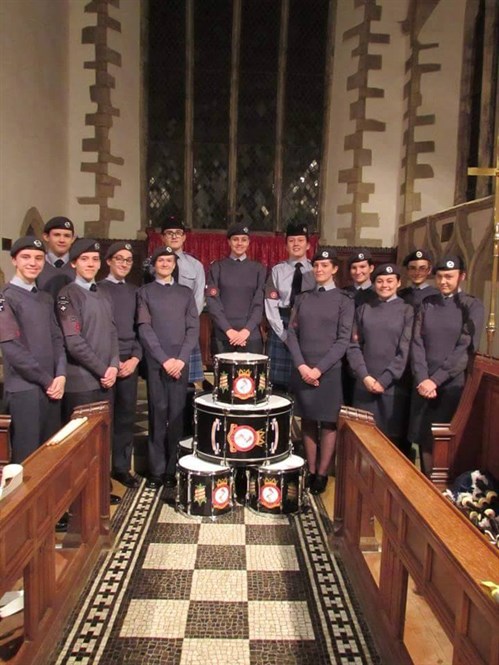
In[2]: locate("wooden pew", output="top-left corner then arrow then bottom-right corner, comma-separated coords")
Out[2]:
0,414 -> 10,465
333,406 -> 499,665
431,354 -> 499,489
0,402 -> 112,665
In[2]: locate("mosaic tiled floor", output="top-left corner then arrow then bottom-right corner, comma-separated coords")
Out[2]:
49,481 -> 380,664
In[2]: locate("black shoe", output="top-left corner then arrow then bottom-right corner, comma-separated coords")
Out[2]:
146,476 -> 163,490
164,474 -> 177,488
310,474 -> 328,495
306,473 -> 316,489
110,494 -> 122,505
112,471 -> 140,488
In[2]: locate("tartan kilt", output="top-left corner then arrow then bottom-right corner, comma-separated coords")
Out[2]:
267,329 -> 293,387
188,342 -> 204,383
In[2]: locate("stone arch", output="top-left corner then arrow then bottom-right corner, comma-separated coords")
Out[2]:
20,207 -> 44,238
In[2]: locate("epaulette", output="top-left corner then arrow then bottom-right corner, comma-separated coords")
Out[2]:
340,288 -> 355,299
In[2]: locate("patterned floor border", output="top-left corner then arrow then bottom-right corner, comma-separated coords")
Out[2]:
49,484 -> 380,664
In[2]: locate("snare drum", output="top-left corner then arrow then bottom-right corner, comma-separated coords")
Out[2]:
246,454 -> 305,515
194,391 -> 292,465
213,352 -> 269,405
176,455 -> 234,518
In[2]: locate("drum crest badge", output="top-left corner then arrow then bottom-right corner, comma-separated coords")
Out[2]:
227,423 -> 265,453
212,477 -> 231,510
259,477 -> 282,509
258,372 -> 267,393
193,483 -> 207,507
219,372 -> 229,393
233,369 -> 256,399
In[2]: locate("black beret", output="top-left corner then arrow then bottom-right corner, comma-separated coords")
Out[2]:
402,249 -> 433,266
227,222 -> 250,238
151,245 -> 177,264
372,263 -> 401,280
105,241 -> 134,259
312,246 -> 338,264
43,216 -> 75,234
434,255 -> 466,272
69,238 -> 101,261
10,236 -> 45,257
347,250 -> 373,267
161,216 -> 185,233
285,222 -> 309,238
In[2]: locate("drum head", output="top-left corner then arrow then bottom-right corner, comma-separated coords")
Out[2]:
215,352 -> 268,363
194,391 -> 292,412
178,454 -> 230,473
262,454 -> 305,471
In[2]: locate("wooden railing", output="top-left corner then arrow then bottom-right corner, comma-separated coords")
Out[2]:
333,406 -> 499,665
0,402 -> 112,665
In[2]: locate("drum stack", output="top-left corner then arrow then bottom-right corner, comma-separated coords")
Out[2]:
176,352 -> 306,519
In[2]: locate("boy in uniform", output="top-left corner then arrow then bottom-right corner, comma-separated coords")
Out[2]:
37,216 -> 76,298
264,222 -> 315,392
99,241 -> 142,488
137,246 -> 199,489
0,237 -> 66,462
56,239 -> 120,421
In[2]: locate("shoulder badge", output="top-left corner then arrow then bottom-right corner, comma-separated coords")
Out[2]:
0,294 -> 4,313
57,294 -> 70,312
206,286 -> 219,297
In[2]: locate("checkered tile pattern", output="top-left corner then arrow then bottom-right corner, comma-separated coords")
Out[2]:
50,485 -> 379,664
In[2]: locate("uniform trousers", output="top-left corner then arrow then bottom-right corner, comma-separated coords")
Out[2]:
147,363 -> 189,477
112,367 -> 139,473
6,387 -> 61,463
63,387 -> 113,423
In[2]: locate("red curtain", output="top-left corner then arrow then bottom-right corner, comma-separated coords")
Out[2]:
146,229 -> 320,272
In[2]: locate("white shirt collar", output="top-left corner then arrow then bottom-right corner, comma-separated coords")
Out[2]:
11,275 -> 35,291
75,275 -> 96,291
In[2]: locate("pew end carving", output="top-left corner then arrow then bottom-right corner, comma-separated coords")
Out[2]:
0,402 -> 112,665
431,354 -> 499,489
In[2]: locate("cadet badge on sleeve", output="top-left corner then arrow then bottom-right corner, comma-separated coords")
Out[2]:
57,295 -> 70,313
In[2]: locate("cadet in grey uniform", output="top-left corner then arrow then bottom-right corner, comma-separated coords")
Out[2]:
343,250 -> 377,306
408,255 -> 484,475
264,222 -> 315,391
286,247 -> 355,495
37,216 -> 76,298
57,239 -> 120,422
0,237 -> 66,462
398,249 -> 439,307
159,217 -> 205,384
98,241 -> 142,489
206,223 -> 266,355
342,250 -> 377,406
347,263 -> 414,454
137,246 -> 199,489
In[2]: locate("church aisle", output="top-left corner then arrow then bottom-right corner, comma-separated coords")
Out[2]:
49,482 -> 379,664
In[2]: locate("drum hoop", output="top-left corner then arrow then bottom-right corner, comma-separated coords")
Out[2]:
214,353 -> 268,364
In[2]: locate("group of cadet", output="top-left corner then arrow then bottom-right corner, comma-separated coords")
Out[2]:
0,216 -> 484,499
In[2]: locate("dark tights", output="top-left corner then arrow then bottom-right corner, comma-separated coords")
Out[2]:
301,418 -> 337,476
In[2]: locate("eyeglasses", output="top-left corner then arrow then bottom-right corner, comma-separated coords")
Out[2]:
163,231 -> 184,238
113,257 -> 133,265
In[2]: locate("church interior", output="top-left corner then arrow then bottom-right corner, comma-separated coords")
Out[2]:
0,1 -> 498,664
